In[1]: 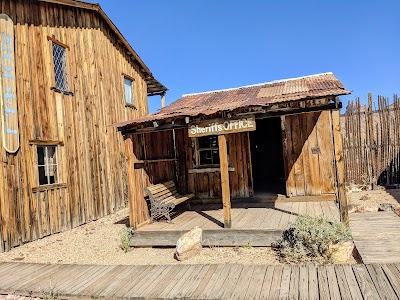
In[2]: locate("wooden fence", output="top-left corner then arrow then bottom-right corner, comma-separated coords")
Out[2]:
341,94 -> 400,186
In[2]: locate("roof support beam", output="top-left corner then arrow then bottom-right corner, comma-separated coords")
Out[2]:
256,102 -> 342,119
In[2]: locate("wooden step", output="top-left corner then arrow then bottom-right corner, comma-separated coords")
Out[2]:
130,228 -> 284,247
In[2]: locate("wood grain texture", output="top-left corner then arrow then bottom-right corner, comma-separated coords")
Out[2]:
0,0 -> 153,252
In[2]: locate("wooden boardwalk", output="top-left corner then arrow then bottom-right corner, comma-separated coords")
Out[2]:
132,201 -> 340,247
0,262 -> 400,299
138,201 -> 340,231
350,211 -> 400,264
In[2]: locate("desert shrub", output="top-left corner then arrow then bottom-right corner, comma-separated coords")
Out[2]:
273,215 -> 352,263
120,226 -> 135,253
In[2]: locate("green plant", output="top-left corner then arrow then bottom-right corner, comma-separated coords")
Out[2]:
272,215 -> 352,263
120,226 -> 135,253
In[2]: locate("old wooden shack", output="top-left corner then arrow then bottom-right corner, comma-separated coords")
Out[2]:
117,73 -> 351,233
0,0 -> 166,252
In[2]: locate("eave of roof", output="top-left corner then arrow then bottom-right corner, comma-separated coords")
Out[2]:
115,72 -> 351,130
38,0 -> 167,95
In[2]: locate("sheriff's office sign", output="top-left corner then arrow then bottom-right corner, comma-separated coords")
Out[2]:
188,116 -> 256,138
0,14 -> 19,153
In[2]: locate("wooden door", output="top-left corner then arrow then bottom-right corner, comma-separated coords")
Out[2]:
283,111 -> 336,197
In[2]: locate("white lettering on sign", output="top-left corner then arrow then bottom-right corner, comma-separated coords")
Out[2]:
0,14 -> 19,153
188,116 -> 256,137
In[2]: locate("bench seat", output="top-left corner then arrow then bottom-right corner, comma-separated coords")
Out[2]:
145,181 -> 194,222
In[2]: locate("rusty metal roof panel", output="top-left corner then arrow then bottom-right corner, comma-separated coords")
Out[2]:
115,72 -> 350,129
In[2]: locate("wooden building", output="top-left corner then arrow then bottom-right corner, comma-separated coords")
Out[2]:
116,73 -> 351,231
0,0 -> 166,252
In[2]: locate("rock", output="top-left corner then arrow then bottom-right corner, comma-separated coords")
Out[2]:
329,241 -> 354,263
175,226 -> 202,261
348,204 -> 379,213
364,206 -> 379,212
394,207 -> 400,217
359,194 -> 370,201
379,203 -> 394,212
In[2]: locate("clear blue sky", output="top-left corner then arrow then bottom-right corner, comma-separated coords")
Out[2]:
98,0 -> 399,113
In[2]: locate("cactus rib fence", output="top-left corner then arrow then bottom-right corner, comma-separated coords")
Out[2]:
341,94 -> 400,186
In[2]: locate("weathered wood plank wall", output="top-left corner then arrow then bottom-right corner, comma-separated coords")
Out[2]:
0,0 -> 150,251
342,94 -> 400,186
284,111 -> 336,197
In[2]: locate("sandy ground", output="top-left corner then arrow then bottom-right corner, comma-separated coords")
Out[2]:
3,187 -> 395,266
0,208 -> 280,265
347,186 -> 400,210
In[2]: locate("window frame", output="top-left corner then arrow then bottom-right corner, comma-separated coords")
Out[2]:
195,135 -> 220,167
123,74 -> 136,108
36,145 -> 60,187
48,36 -> 71,94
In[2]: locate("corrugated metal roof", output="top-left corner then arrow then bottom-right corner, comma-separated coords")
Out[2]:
116,72 -> 350,128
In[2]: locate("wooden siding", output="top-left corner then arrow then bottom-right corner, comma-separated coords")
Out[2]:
175,129 -> 252,199
284,111 -> 336,197
0,0 -> 150,251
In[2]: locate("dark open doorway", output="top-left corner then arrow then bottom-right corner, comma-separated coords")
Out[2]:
250,117 -> 286,195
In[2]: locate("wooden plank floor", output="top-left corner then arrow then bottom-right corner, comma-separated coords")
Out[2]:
350,211 -> 400,264
0,262 -> 399,299
138,201 -> 340,232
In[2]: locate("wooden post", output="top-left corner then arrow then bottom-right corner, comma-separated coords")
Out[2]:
124,136 -> 138,229
331,110 -> 349,225
218,134 -> 232,228
368,93 -> 377,190
161,92 -> 166,108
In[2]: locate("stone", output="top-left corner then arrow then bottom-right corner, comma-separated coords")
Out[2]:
348,204 -> 378,213
379,203 -> 394,212
359,194 -> 370,201
394,207 -> 400,217
175,226 -> 202,261
329,241 -> 354,263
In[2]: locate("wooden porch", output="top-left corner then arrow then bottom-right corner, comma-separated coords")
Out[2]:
131,199 -> 340,247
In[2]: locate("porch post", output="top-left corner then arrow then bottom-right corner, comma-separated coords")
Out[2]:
331,110 -> 349,226
124,136 -> 138,229
218,134 -> 232,228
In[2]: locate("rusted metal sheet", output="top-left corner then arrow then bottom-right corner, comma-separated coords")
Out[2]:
115,72 -> 350,129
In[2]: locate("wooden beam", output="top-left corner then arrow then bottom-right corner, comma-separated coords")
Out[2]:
124,137 -> 138,229
368,93 -> 377,189
256,102 -> 342,119
131,229 -> 284,247
331,110 -> 349,225
121,123 -> 187,135
161,93 -> 166,108
218,134 -> 232,228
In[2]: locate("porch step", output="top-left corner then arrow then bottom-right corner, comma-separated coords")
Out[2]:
131,229 -> 284,247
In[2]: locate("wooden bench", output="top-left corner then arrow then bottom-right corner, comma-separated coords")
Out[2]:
145,181 -> 194,223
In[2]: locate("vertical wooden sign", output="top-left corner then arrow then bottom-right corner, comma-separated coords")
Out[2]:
0,14 -> 19,153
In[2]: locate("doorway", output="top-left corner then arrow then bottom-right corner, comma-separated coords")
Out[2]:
250,117 -> 286,195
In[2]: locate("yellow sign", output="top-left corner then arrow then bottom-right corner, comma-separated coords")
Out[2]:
0,14 -> 19,153
188,116 -> 256,137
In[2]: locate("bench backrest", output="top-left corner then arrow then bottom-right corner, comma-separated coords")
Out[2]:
146,181 -> 180,202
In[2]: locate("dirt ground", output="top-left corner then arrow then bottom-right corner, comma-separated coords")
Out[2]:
0,208 -> 281,265
2,187 -> 395,266
347,185 -> 400,211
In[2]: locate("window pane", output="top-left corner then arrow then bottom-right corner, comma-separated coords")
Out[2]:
198,135 -> 218,148
212,150 -> 220,165
52,43 -> 69,91
38,166 -> 48,185
46,147 -> 56,167
124,78 -> 133,104
37,147 -> 45,165
199,150 -> 213,165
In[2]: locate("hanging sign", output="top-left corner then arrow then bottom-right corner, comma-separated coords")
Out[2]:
188,115 -> 256,137
0,14 -> 19,153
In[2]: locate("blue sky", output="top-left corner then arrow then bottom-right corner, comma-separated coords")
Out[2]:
98,1 -> 399,113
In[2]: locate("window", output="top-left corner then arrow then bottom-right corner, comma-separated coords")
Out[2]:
37,146 -> 59,186
52,42 -> 69,91
197,135 -> 220,166
124,77 -> 134,105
